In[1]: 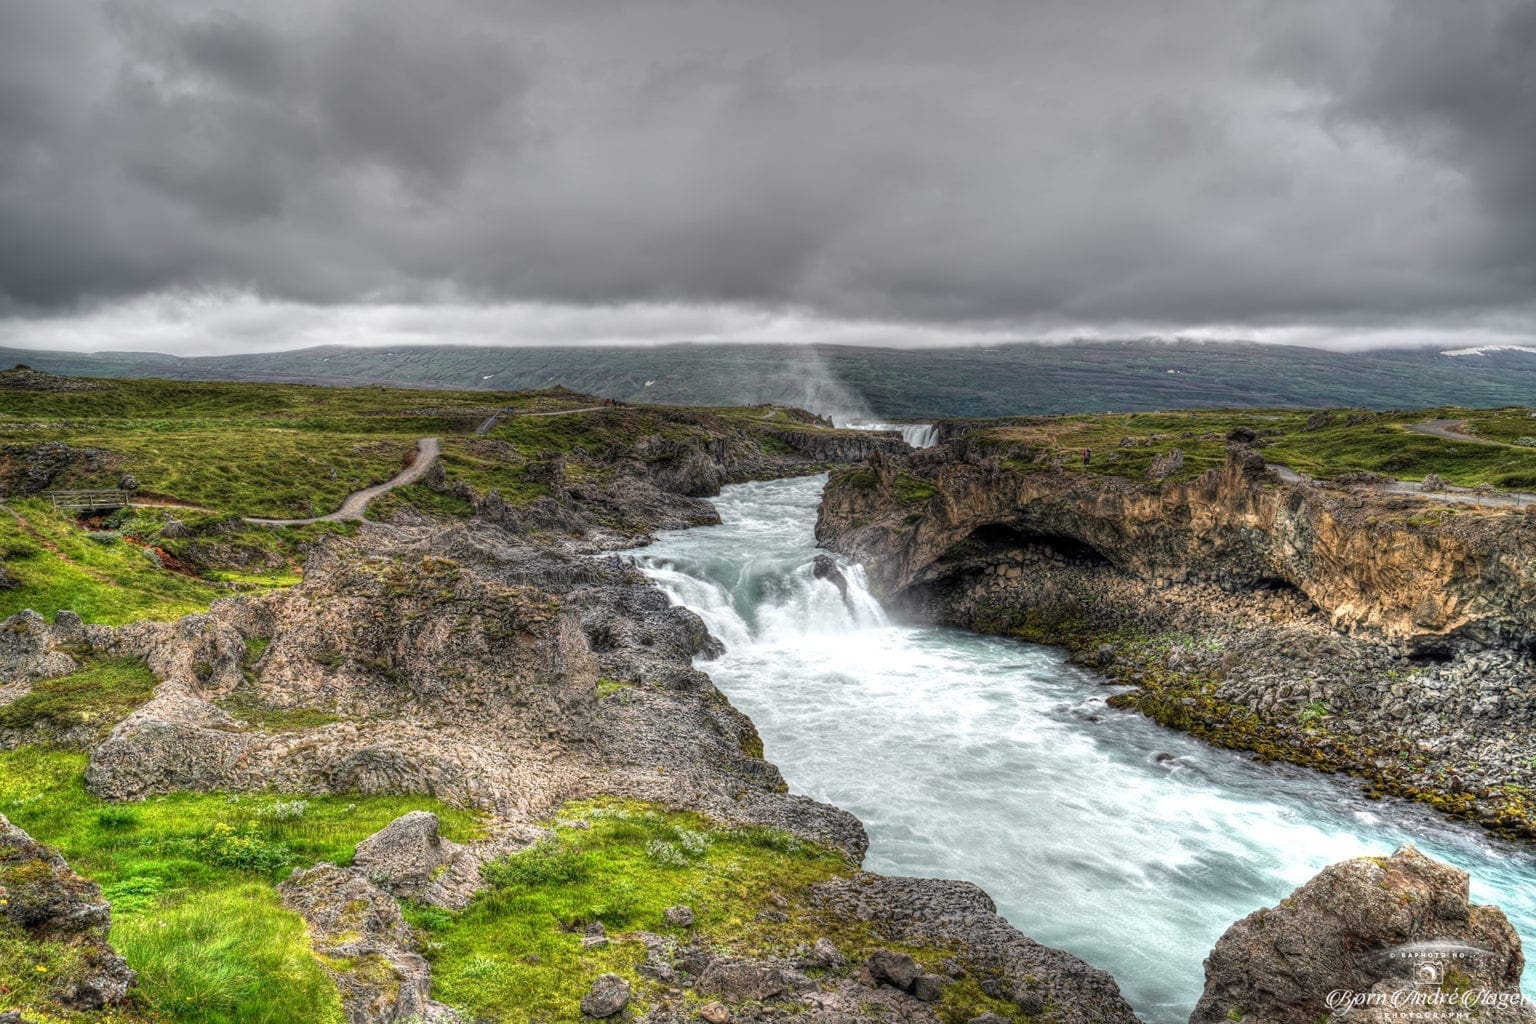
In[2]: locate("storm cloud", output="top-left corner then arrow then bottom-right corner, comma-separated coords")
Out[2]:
0,0 -> 1533,351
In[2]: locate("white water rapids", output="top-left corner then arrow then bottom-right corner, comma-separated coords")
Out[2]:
625,475 -> 1536,1023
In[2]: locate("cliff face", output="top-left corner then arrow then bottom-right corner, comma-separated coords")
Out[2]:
819,445 -> 1536,649
817,443 -> 1536,839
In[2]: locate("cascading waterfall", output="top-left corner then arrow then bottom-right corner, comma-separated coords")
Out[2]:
839,419 -> 940,448
625,474 -> 1536,1024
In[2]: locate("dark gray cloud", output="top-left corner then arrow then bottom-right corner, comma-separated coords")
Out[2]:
0,0 -> 1533,349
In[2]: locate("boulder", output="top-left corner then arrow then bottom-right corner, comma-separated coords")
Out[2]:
663,904 -> 695,927
580,973 -> 630,1018
812,555 -> 850,601
696,959 -> 811,1002
1147,448 -> 1185,483
1191,845 -> 1536,1024
867,949 -> 923,990
0,610 -> 77,684
0,814 -> 134,1010
811,936 -> 847,969
352,811 -> 482,910
911,973 -> 948,1002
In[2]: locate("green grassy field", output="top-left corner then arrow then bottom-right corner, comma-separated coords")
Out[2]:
0,749 -> 485,1024
962,406 -> 1536,490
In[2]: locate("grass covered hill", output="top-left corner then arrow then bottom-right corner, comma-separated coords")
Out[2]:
0,369 -> 877,626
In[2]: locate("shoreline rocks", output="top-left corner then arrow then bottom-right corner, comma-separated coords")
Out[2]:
1193,845 -> 1536,1024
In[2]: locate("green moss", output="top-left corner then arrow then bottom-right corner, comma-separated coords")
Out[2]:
0,658 -> 158,741
0,503 -> 293,625
0,917 -> 140,1022
891,473 -> 937,503
842,469 -> 879,490
596,678 -> 633,699
214,690 -> 343,733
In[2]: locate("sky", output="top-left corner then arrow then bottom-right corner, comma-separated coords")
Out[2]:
1,0 -> 1533,355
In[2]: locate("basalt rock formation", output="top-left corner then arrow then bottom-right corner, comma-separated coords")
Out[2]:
817,442 -> 1536,837
1192,845 -> 1535,1024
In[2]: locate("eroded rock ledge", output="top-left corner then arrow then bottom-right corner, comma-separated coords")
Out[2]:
816,441 -> 1536,837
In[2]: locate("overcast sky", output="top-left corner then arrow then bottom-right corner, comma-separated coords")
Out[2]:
1,0 -> 1533,354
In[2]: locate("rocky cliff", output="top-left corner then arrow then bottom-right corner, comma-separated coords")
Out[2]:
817,442 -> 1536,838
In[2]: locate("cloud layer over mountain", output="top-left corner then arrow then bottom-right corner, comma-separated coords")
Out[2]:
2,1 -> 1533,351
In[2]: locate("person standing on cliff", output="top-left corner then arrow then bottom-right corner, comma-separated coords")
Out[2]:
1083,448 -> 1092,466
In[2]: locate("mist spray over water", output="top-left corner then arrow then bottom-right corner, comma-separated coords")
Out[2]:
781,347 -> 875,422
626,475 -> 1536,1024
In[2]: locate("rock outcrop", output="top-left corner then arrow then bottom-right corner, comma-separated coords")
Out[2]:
816,443 -> 1536,837
817,874 -> 1137,1024
351,810 -> 536,910
0,441 -> 119,497
1193,845 -> 1536,1024
0,814 -> 134,1011
278,862 -> 460,1024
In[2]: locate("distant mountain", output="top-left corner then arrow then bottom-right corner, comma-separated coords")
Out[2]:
2,340 -> 1534,419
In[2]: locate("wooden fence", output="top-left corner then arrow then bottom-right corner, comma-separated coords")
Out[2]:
46,489 -> 131,512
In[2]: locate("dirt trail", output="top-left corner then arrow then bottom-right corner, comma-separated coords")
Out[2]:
245,437 -> 441,527
1407,419 -> 1506,446
1269,463 -> 1536,510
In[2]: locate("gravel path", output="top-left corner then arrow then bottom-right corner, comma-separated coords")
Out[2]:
245,437 -> 441,526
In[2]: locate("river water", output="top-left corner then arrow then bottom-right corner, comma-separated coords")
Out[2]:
627,475 -> 1536,1023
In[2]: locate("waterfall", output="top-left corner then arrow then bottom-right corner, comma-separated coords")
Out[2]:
621,474 -> 1536,1024
838,419 -> 940,448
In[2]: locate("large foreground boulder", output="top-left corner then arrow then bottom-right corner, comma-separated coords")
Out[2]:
1192,845 -> 1536,1024
0,814 -> 134,1010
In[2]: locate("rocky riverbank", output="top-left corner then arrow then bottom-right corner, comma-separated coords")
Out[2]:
816,436 -> 1536,841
